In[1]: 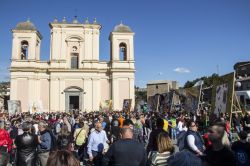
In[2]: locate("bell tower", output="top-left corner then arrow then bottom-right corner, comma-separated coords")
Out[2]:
11,19 -> 42,61
109,22 -> 134,62
109,22 -> 135,110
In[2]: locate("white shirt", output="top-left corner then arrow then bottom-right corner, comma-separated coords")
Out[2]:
187,135 -> 198,152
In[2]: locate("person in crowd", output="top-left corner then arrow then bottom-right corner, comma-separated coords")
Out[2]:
163,118 -> 169,132
103,115 -> 111,135
87,122 -> 108,166
184,120 -> 204,156
232,131 -> 250,166
0,119 -> 11,166
177,118 -> 187,133
123,118 -> 143,143
169,115 -> 177,140
57,123 -> 71,150
141,116 -> 151,145
46,150 -> 80,166
83,118 -> 89,135
243,111 -> 250,142
110,118 -> 120,143
69,114 -> 76,127
53,116 -> 62,139
63,116 -> 72,133
73,117 -> 80,131
203,122 -> 236,166
118,114 -> 125,128
15,122 -> 38,166
147,118 -> 167,155
150,132 -> 174,166
37,121 -> 52,166
0,150 -> 9,166
99,116 -> 107,130
73,119 -> 87,161
233,113 -> 242,133
0,119 -> 12,161
9,120 -> 19,140
167,149 -> 203,166
102,126 -> 147,166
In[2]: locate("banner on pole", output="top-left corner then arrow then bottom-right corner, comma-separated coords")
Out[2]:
7,100 -> 21,116
211,72 -> 235,116
123,99 -> 132,113
100,100 -> 112,111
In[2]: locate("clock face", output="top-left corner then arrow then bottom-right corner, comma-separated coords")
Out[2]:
72,46 -> 77,52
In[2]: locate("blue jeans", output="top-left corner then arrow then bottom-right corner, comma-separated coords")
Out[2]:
235,126 -> 241,133
171,128 -> 177,140
92,151 -> 103,166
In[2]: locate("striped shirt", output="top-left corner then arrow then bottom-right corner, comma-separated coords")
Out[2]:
151,151 -> 171,166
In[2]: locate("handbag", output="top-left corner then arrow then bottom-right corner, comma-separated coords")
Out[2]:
70,128 -> 84,152
73,128 -> 84,146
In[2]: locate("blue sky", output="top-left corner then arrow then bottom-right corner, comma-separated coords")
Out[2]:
0,0 -> 250,87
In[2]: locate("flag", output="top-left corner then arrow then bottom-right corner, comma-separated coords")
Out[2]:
194,80 -> 204,87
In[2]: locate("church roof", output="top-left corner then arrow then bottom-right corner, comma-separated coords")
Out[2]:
113,23 -> 133,33
14,19 -> 37,30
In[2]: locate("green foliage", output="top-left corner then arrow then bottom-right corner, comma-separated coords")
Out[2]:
135,86 -> 147,101
0,82 -> 10,93
183,73 -> 220,88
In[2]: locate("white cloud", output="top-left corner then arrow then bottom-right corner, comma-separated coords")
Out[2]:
173,67 -> 191,73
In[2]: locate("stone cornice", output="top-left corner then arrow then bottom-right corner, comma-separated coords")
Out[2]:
12,29 -> 43,39
110,68 -> 135,72
49,23 -> 101,30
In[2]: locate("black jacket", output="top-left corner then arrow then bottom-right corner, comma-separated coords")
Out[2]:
103,138 -> 147,166
57,134 -> 71,150
15,132 -> 38,166
146,128 -> 167,153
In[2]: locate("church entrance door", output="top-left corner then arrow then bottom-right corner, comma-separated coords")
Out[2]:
64,86 -> 83,112
69,95 -> 79,110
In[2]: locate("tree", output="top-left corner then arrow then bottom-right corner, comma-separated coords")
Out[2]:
183,73 -> 219,88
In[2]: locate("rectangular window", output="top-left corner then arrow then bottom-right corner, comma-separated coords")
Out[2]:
71,53 -> 78,69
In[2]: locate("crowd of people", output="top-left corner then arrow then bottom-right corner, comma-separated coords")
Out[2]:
0,109 -> 249,166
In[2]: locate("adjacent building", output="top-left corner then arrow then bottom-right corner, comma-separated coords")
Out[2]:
147,80 -> 178,99
234,61 -> 250,111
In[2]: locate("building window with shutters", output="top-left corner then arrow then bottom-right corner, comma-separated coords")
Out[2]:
71,53 -> 79,69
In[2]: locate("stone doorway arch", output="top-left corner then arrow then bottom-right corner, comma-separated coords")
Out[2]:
64,86 -> 83,112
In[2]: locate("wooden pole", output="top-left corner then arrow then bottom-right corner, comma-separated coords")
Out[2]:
229,72 -> 236,127
197,83 -> 203,115
156,95 -> 160,112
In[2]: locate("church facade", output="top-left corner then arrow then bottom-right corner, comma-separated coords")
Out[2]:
10,18 -> 135,112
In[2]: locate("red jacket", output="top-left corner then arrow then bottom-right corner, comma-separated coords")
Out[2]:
203,133 -> 212,149
0,129 -> 13,152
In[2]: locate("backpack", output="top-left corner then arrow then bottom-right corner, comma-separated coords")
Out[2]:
167,149 -> 202,166
48,130 -> 58,152
53,122 -> 61,135
177,130 -> 187,151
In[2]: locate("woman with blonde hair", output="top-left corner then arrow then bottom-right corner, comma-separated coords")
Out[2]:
46,150 -> 79,166
151,132 -> 174,166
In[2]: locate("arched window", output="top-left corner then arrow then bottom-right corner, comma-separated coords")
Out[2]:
71,53 -> 79,69
119,43 -> 127,61
21,40 -> 28,60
